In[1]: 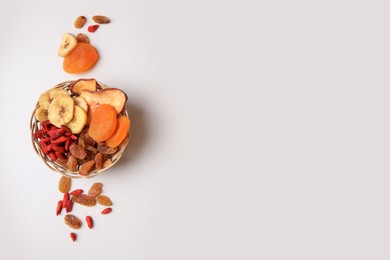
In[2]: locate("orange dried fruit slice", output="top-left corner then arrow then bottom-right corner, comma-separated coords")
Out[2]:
63,43 -> 99,74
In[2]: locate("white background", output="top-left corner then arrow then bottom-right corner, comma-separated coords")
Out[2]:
0,0 -> 389,259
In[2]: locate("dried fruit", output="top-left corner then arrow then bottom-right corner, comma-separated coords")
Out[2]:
97,143 -> 118,155
101,207 -> 112,214
58,176 -> 71,193
63,43 -> 99,73
64,214 -> 82,229
48,95 -> 75,127
58,33 -> 77,57
67,155 -> 77,172
88,104 -> 118,142
92,15 -> 110,24
66,105 -> 87,134
76,33 -> 90,44
66,200 -> 73,213
103,158 -> 112,168
69,143 -> 87,159
35,107 -> 49,122
72,194 -> 96,207
56,200 -> 63,216
95,152 -> 103,169
86,216 -> 93,229
62,193 -> 69,208
86,145 -> 98,154
106,116 -> 130,148
70,232 -> 77,242
97,195 -> 112,206
74,16 -> 87,28
79,160 -> 95,176
88,183 -> 102,198
70,189 -> 83,196
88,25 -> 99,33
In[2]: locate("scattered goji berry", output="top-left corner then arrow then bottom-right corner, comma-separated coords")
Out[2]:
70,189 -> 84,196
70,232 -> 77,242
88,25 -> 99,32
86,216 -> 93,229
56,200 -> 63,216
101,207 -> 112,214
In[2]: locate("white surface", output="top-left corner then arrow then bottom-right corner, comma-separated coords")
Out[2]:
0,0 -> 389,259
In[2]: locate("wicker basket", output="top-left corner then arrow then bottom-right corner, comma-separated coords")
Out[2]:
30,80 -> 130,178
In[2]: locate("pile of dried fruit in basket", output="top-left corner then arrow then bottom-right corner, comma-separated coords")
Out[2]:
58,176 -> 113,242
59,15 -> 111,74
33,79 -> 130,176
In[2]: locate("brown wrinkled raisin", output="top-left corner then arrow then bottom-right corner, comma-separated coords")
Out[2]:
56,158 -> 68,165
85,145 -> 98,154
76,33 -> 90,44
95,153 -> 103,169
97,143 -> 117,155
69,143 -> 87,159
78,138 -> 85,148
71,194 -> 96,206
103,158 -> 112,168
64,214 -> 82,229
74,16 -> 87,28
79,160 -> 95,176
88,183 -> 103,198
92,15 -> 110,24
67,155 -> 77,172
97,195 -> 112,206
58,176 -> 71,193
80,128 -> 95,146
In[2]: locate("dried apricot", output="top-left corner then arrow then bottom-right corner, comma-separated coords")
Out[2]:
88,104 -> 117,142
63,43 -> 99,74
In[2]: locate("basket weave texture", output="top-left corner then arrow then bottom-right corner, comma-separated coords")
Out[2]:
30,80 -> 129,178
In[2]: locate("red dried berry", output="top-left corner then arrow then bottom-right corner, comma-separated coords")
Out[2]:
88,25 -> 99,32
86,216 -> 93,229
62,193 -> 69,208
56,200 -> 63,216
66,200 -> 73,213
70,232 -> 77,242
101,207 -> 112,214
70,189 -> 84,196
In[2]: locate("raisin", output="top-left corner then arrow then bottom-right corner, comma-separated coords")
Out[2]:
69,143 -> 87,159
58,176 -> 71,193
79,160 -> 95,176
67,155 -> 78,172
97,195 -> 112,206
88,183 -> 103,198
97,143 -> 117,155
95,153 -> 103,169
71,194 -> 96,206
64,214 -> 82,229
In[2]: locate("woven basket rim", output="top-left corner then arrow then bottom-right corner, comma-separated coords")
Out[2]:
30,80 -> 130,178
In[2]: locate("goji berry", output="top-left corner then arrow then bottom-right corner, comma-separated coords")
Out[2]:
88,25 -> 99,32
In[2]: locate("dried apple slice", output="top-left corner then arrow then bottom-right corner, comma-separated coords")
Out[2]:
73,96 -> 88,112
70,79 -> 97,94
80,88 -> 127,114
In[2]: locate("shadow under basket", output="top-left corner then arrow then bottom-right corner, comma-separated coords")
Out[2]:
30,80 -> 130,178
